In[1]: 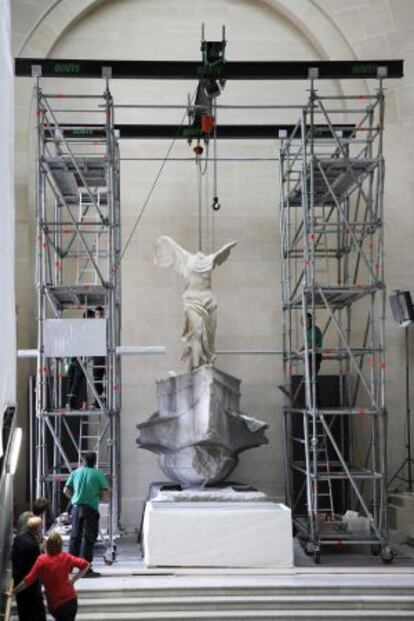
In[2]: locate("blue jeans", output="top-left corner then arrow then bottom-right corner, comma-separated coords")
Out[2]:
69,504 -> 99,563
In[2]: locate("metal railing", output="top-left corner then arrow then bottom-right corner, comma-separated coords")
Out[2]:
0,408 -> 16,619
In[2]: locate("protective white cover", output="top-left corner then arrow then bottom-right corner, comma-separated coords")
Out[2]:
0,0 -> 16,456
143,501 -> 293,568
153,487 -> 267,503
43,319 -> 107,357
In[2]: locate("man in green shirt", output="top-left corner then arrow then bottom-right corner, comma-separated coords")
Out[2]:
303,312 -> 323,376
300,311 -> 323,407
64,452 -> 109,578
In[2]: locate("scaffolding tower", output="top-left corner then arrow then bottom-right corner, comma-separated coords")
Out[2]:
34,80 -> 121,552
279,77 -> 392,563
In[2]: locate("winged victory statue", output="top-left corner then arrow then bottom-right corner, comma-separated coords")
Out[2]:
153,235 -> 237,370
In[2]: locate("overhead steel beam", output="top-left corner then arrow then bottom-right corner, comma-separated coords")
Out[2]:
43,123 -> 356,140
15,58 -> 404,80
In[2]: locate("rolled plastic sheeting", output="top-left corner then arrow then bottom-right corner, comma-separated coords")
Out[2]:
115,346 -> 166,355
17,350 -> 38,358
43,319 -> 107,357
0,0 -> 16,457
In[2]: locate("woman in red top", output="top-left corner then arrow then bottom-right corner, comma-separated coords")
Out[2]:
7,533 -> 90,621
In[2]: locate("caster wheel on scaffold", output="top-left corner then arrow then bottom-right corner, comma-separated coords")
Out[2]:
103,545 -> 117,566
380,545 -> 394,564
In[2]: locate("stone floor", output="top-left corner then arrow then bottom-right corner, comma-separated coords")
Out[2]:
85,533 -> 414,582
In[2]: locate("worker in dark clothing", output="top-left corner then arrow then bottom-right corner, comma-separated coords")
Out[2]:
301,312 -> 323,404
65,358 -> 86,410
91,306 -> 106,409
302,312 -> 323,377
64,452 -> 109,578
11,516 -> 46,621
65,309 -> 95,409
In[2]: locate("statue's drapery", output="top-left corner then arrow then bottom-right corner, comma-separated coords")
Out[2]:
154,235 -> 236,370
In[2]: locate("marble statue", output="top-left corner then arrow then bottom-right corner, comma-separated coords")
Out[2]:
153,236 -> 237,370
137,235 -> 268,487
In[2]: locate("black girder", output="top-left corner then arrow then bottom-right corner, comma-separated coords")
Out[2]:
42,123 -> 356,140
15,58 -> 404,80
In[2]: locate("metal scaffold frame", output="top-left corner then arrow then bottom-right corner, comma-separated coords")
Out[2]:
34,79 -> 121,552
17,49 -> 403,567
279,76 -> 392,563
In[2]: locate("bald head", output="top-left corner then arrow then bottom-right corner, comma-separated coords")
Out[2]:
27,516 -> 42,534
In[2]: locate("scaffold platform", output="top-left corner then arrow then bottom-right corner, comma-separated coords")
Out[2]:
279,79 -> 391,564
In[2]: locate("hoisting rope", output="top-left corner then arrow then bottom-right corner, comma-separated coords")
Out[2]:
212,99 -> 220,213
194,140 -> 210,252
196,145 -> 203,252
194,98 -> 221,254
211,98 -> 219,252
117,89 -> 197,270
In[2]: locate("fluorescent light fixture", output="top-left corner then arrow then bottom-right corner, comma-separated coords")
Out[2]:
389,290 -> 414,326
7,427 -> 22,475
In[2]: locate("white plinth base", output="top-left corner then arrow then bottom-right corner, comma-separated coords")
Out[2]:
142,500 -> 293,568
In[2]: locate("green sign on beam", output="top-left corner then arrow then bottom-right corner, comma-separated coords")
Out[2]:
351,63 -> 378,76
53,62 -> 81,75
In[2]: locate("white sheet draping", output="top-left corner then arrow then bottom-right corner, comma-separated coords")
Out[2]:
0,0 -> 16,456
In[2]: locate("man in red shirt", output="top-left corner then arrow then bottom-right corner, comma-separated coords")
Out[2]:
6,533 -> 89,621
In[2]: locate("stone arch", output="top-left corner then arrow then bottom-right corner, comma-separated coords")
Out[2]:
263,0 -> 357,62
17,0 -> 359,67
17,0 -> 104,57
17,0 -> 369,97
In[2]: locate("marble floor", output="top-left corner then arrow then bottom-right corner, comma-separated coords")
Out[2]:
77,534 -> 414,591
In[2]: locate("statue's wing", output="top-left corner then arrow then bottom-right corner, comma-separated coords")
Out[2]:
211,241 -> 237,267
153,236 -> 191,276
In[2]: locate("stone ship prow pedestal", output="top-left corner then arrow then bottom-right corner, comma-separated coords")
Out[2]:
137,365 -> 268,486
